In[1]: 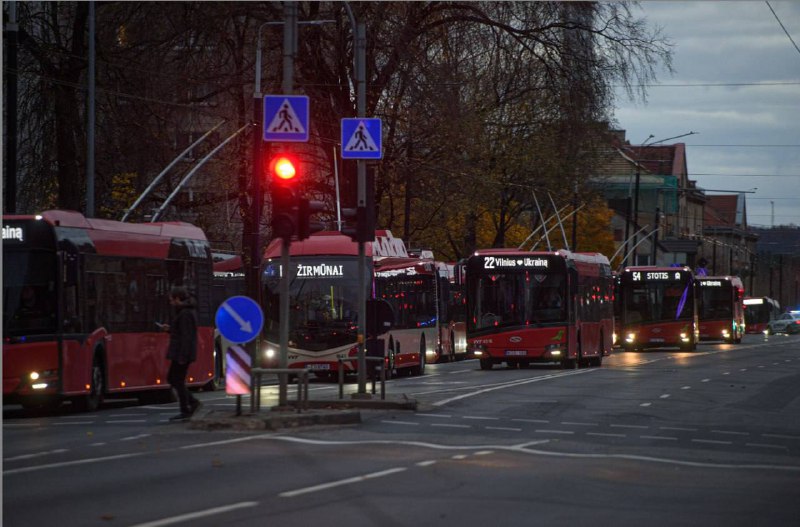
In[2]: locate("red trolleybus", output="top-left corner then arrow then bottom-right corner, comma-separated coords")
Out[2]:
466,249 -> 614,370
697,276 -> 745,343
260,230 -> 434,378
3,210 -> 216,411
618,266 -> 698,351
743,296 -> 781,334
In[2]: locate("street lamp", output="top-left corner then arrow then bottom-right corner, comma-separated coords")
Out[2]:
626,131 -> 698,266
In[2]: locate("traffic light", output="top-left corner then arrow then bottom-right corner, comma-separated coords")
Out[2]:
297,197 -> 325,241
341,205 -> 374,243
268,154 -> 299,241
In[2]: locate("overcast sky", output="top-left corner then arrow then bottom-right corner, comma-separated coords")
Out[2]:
612,0 -> 800,229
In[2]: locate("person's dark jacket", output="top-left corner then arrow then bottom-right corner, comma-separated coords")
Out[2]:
167,303 -> 198,363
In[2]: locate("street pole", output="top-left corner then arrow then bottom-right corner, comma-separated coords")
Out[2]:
5,1 -> 18,214
355,21 -> 369,396
277,1 -> 298,408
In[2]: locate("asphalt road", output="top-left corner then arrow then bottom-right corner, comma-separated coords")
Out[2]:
4,333 -> 800,526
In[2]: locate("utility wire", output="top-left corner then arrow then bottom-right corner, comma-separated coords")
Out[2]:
766,1 -> 800,57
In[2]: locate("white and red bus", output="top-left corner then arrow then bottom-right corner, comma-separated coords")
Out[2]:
260,230 -> 440,378
617,266 -> 698,351
697,276 -> 745,343
3,210 -> 216,411
743,296 -> 781,334
437,260 -> 468,362
466,249 -> 614,369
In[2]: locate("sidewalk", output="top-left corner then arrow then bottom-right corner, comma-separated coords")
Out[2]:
187,394 -> 417,431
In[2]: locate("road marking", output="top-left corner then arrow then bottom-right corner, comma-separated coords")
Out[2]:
692,439 -> 732,445
681,386 -> 691,390
381,420 -> 419,426
4,449 -> 69,462
701,378 -> 710,383
660,426 -> 697,432
3,452 -> 143,475
280,468 -> 407,498
535,429 -> 574,435
130,501 -> 259,527
52,421 -> 94,426
711,430 -> 749,436
560,422 -> 596,427
431,423 -> 471,429
120,434 -> 151,441
485,426 -> 522,432
640,435 -> 677,441
431,369 -> 594,406
660,394 -> 671,399
417,413 -> 452,418
587,432 -> 626,438
451,454 -> 469,460
610,424 -> 648,430
640,402 -> 652,407
511,418 -> 549,424
416,460 -> 437,467
746,443 -> 788,450
107,420 -> 147,424
475,451 -> 494,456
463,416 -> 499,421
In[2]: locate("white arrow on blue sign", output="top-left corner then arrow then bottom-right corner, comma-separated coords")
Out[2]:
215,296 -> 264,344
263,95 -> 309,142
341,118 -> 382,159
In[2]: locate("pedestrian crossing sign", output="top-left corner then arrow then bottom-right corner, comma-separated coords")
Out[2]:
341,118 -> 382,159
263,95 -> 309,142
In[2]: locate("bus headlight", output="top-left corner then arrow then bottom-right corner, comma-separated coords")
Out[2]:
468,343 -> 486,357
544,344 -> 562,357
722,329 -> 730,339
625,333 -> 636,344
263,347 -> 276,360
612,332 -> 618,345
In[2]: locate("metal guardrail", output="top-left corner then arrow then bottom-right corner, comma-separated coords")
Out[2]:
251,368 -> 309,413
338,357 -> 386,400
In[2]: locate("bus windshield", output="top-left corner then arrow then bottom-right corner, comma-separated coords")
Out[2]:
262,257 -> 362,351
697,282 -> 733,319
3,250 -> 58,336
470,270 -> 566,331
623,279 -> 693,323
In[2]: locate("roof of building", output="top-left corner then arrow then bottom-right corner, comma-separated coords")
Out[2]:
705,195 -> 745,228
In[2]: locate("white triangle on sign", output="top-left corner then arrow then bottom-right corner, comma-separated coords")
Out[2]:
344,121 -> 379,152
267,99 -> 306,134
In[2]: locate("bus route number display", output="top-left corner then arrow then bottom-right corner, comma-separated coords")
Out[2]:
482,256 -> 549,270
631,271 -> 683,282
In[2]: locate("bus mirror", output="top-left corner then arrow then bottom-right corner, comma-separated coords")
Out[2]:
367,299 -> 394,336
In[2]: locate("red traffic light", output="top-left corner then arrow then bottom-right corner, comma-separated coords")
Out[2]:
270,156 -> 297,181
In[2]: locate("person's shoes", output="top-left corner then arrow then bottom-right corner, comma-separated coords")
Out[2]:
190,399 -> 202,415
169,413 -> 191,422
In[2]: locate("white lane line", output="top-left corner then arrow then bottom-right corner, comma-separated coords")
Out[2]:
535,429 -> 574,435
640,435 -> 678,441
120,434 -> 151,442
740,368 -> 748,372
90,443 -> 107,447
416,460 -> 437,467
485,426 -> 522,432
722,372 -> 731,375
746,443 -> 788,451
431,423 -> 471,429
640,402 -> 652,407
380,420 -> 419,426
475,451 -> 494,456
432,369 -> 594,406
130,501 -> 259,527
107,420 -> 148,424
512,418 -> 550,424
701,379 -> 710,383
280,468 -> 407,498
52,422 -> 94,426
4,449 -> 69,462
711,430 -> 749,437
587,432 -> 626,438
416,413 -> 452,419
4,452 -> 143,475
763,433 -> 800,441
660,426 -> 697,432
451,454 -> 469,460
560,422 -> 597,427
692,439 -> 732,445
463,416 -> 500,421
610,424 -> 649,430
681,386 -> 691,390
659,394 -> 671,399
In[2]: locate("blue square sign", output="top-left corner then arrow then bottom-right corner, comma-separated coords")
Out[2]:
263,95 -> 309,142
341,118 -> 382,159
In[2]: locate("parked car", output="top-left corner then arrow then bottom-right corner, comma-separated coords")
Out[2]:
766,312 -> 800,335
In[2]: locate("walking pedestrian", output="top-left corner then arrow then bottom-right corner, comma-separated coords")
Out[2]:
163,285 -> 201,421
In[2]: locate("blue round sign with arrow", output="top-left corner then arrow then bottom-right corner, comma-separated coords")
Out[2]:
215,295 -> 264,344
